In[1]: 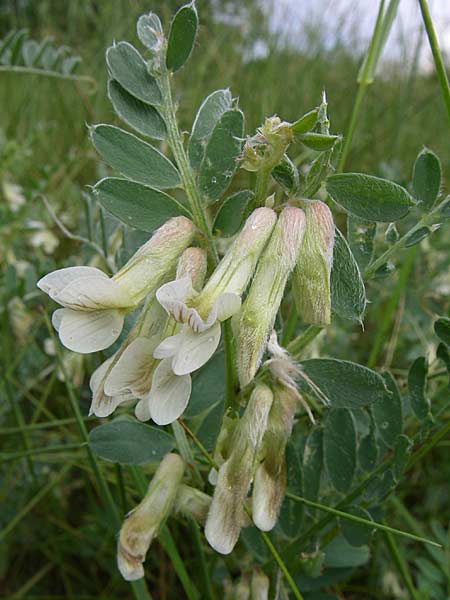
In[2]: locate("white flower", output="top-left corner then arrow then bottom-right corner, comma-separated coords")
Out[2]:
117,453 -> 184,581
37,216 -> 195,354
145,208 -> 277,425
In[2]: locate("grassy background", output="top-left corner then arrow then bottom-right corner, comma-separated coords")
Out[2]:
1,1 -> 449,598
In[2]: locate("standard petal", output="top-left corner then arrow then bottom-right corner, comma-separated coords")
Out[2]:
51,308 -> 65,331
156,277 -> 195,321
58,308 -> 124,353
105,337 -> 157,397
55,276 -> 134,310
37,266 -> 108,299
148,359 -> 192,425
212,293 -> 241,323
153,333 -> 183,359
171,322 -> 221,375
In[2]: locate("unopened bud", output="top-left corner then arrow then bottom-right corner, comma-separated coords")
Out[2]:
241,116 -> 293,173
292,200 -> 334,326
114,216 -> 195,304
194,207 -> 276,318
117,453 -> 184,581
237,207 -> 306,387
252,385 -> 297,531
251,567 -> 270,600
205,384 -> 273,554
176,247 -> 207,292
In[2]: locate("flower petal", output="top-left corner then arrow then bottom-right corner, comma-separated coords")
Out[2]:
153,333 -> 183,359
51,308 -> 65,332
89,356 -> 132,417
156,277 -> 196,321
211,293 -> 241,323
135,397 -> 151,422
105,337 -> 157,397
56,276 -> 133,310
148,358 -> 192,425
171,322 -> 221,375
37,266 -> 108,299
58,308 -> 124,353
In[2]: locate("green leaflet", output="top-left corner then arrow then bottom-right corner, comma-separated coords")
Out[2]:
327,173 -> 415,222
298,358 -> 388,409
331,228 -> 366,322
106,41 -> 161,105
341,505 -> 374,547
299,132 -> 340,151
324,408 -> 356,493
90,124 -> 180,189
271,154 -> 300,192
412,147 -> 441,212
347,215 -> 376,271
291,108 -> 319,134
302,428 -> 323,502
199,109 -> 244,203
107,80 -> 166,140
88,418 -> 174,464
371,371 -> 403,448
213,190 -> 253,237
166,2 -> 198,72
184,352 -> 225,417
278,443 -> 304,538
408,356 -> 430,420
93,178 -> 188,232
189,89 -> 233,170
434,317 -> 450,346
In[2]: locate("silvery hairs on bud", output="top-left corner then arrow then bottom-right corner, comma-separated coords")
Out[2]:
252,384 -> 297,531
205,384 -> 273,555
117,453 -> 184,581
293,200 -> 335,327
237,207 -> 306,387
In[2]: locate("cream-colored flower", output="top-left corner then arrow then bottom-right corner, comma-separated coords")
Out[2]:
205,384 -> 273,555
153,208 -> 277,379
237,207 -> 306,387
37,216 -> 195,353
117,453 -> 184,581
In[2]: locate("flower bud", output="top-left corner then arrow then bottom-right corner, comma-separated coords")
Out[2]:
117,453 -> 184,581
252,384 -> 297,531
237,207 -> 306,387
205,384 -> 273,554
176,247 -> 207,292
292,200 -> 334,326
195,207 -> 277,318
251,567 -> 270,600
241,116 -> 293,173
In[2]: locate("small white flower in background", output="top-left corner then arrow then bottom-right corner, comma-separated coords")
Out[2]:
8,297 -> 33,341
117,453 -> 184,581
237,206 -> 306,387
3,181 -> 25,212
292,200 -> 335,326
250,567 -> 270,600
205,384 -> 273,555
153,207 -> 277,382
37,216 -> 195,354
30,229 -> 59,254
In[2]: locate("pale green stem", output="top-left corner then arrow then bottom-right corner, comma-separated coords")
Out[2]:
383,529 -> 421,600
418,0 -> 450,127
172,420 -> 203,487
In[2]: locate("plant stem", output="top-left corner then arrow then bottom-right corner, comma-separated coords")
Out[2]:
383,530 -> 421,600
254,168 -> 271,206
418,0 -> 450,127
285,492 -> 441,547
223,320 -> 238,411
159,73 -> 218,264
287,325 -> 323,356
172,421 -> 203,487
